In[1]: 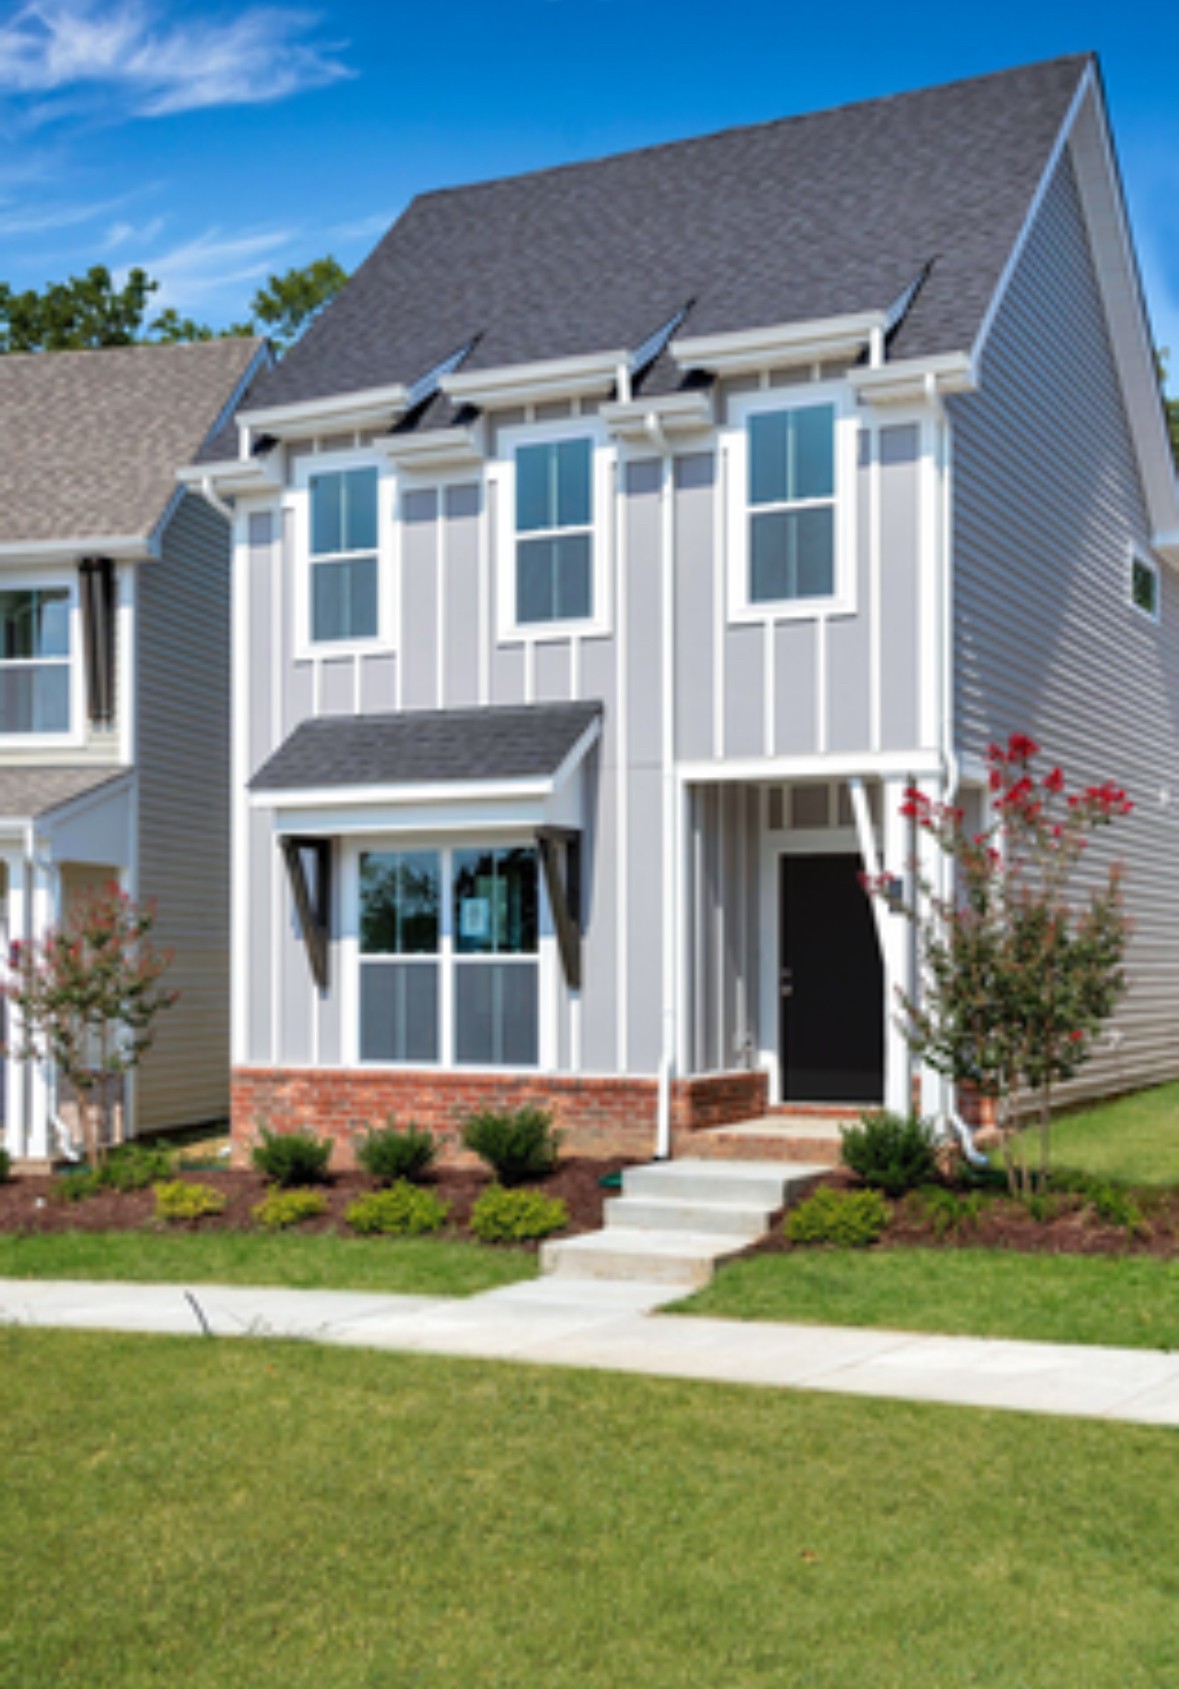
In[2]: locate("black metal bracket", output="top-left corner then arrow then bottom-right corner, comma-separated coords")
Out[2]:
536,826 -> 583,991
280,835 -> 332,991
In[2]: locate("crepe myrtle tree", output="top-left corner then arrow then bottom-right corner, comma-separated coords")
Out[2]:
864,736 -> 1131,1195
4,886 -> 179,1168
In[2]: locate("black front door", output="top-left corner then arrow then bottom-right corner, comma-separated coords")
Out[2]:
780,853 -> 884,1103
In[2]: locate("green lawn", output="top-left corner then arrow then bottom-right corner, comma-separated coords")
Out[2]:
676,1247 -> 1179,1349
1032,1082 -> 1179,1185
0,1229 -> 535,1296
2,1328 -> 1177,1688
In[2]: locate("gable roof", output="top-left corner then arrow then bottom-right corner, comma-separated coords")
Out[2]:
0,336 -> 265,552
223,54 -> 1089,435
250,701 -> 603,794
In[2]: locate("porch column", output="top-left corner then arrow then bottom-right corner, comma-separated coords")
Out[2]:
24,855 -> 57,1161
881,777 -> 914,1116
3,851 -> 26,1159
916,775 -> 951,1127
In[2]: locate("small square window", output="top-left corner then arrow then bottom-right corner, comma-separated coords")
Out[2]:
1131,553 -> 1159,621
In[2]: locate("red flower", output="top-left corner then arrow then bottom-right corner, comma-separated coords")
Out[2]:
1043,767 -> 1065,794
1068,1029 -> 1085,1043
1007,733 -> 1040,760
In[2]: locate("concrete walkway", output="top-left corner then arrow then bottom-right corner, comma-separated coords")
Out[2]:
3,1275 -> 1179,1426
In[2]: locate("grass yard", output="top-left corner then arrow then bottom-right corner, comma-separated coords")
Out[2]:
1033,1082 -> 1179,1184
676,1247 -> 1179,1349
0,1229 -> 536,1296
2,1328 -> 1178,1689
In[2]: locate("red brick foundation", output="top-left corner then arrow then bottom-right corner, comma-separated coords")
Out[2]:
231,1066 -> 769,1167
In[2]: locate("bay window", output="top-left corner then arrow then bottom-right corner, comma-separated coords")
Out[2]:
0,586 -> 72,735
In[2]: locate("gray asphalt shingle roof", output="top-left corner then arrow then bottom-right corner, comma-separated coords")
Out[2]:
213,54 -> 1088,444
249,701 -> 604,793
0,765 -> 130,820
1,337 -> 264,547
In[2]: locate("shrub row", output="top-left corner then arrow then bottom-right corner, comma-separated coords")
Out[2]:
250,1106 -> 563,1189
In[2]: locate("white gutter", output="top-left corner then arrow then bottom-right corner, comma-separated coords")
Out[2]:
646,412 -> 678,1161
0,534 -> 154,565
201,475 -> 235,525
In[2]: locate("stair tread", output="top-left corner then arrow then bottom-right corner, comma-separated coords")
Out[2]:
550,1230 -> 749,1258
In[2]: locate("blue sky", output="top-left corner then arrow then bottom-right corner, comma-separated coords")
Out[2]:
0,0 -> 1177,386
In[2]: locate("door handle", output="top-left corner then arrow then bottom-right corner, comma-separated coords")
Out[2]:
780,968 -> 793,999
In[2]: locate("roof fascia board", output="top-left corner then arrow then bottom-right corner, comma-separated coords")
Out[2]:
441,348 -> 628,409
201,341 -> 272,453
237,381 -> 410,440
549,715 -> 602,792
177,457 -> 284,498
0,535 -> 154,564
600,390 -> 715,444
848,352 -> 975,406
1067,76 -> 1179,540
251,774 -> 557,809
672,310 -> 887,377
39,770 -> 134,829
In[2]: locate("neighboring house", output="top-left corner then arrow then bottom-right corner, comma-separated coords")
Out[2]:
0,336 -> 267,1161
187,55 -> 1179,1163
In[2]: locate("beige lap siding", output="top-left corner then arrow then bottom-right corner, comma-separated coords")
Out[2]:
231,1068 -> 768,1167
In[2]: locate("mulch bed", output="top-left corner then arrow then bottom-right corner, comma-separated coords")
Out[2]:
0,1156 -> 634,1244
749,1170 -> 1179,1260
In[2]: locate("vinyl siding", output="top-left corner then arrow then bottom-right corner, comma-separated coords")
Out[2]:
135,490 -> 231,1129
951,144 -> 1179,1099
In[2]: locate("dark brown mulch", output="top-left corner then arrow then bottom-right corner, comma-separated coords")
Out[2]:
748,1174 -> 1179,1260
0,1157 -> 634,1241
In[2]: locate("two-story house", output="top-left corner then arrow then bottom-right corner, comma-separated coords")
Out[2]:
188,55 -> 1179,1165
0,336 -> 266,1162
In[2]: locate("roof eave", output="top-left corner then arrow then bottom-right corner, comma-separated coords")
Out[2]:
237,381 -> 411,442
441,349 -> 628,410
0,534 -> 155,564
672,310 -> 889,377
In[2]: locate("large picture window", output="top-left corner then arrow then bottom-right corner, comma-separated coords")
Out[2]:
357,844 -> 540,1069
309,467 -> 379,643
515,439 -> 593,624
747,404 -> 836,603
0,587 -> 71,735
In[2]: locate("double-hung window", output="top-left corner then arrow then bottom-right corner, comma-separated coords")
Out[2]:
515,438 -> 593,624
358,844 -> 540,1068
748,403 -> 836,602
0,587 -> 72,735
309,466 -> 379,643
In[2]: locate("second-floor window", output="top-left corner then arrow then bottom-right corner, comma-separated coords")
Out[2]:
0,587 -> 71,735
516,438 -> 593,624
310,467 -> 379,642
748,403 -> 836,603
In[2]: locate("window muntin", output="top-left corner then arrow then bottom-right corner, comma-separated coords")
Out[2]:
357,845 -> 541,1070
309,467 -> 379,643
0,587 -> 71,734
1131,553 -> 1160,620
515,439 -> 593,624
359,850 -> 440,1063
747,404 -> 836,603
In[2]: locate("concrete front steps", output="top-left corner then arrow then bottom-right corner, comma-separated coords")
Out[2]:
541,1158 -> 828,1288
681,1113 -> 854,1167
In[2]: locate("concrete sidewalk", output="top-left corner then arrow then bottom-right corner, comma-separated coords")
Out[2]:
3,1275 -> 1179,1426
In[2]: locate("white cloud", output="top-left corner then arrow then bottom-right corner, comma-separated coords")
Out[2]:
103,213 -> 165,250
0,0 -> 353,118
125,224 -> 297,313
329,210 -> 394,244
0,187 -> 136,235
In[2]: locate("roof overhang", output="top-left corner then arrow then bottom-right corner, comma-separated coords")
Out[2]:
0,534 -> 155,565
441,349 -> 628,410
849,351 -> 976,407
374,422 -> 487,475
672,310 -> 889,378
237,380 -> 410,443
600,389 -> 716,445
177,456 -> 284,504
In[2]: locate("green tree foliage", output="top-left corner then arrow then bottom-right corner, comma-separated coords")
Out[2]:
0,258 -> 348,355
866,736 -> 1131,1196
1156,351 -> 1179,466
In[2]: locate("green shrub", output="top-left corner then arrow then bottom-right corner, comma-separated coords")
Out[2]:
461,1106 -> 561,1186
154,1180 -> 228,1224
355,1121 -> 438,1185
785,1187 -> 891,1249
346,1181 -> 449,1237
54,1168 -> 103,1203
916,1185 -> 989,1239
840,1110 -> 938,1197
1055,1173 -> 1145,1234
251,1189 -> 329,1231
0,1147 -> 10,1184
470,1185 -> 569,1244
251,1129 -> 332,1187
100,1142 -> 175,1192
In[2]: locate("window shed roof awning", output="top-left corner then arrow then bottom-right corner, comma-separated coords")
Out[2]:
248,701 -> 603,834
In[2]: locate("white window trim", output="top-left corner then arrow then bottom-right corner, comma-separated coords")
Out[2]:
339,834 -> 557,1072
0,571 -> 86,749
491,416 -> 614,644
289,447 -> 396,659
724,381 -> 858,625
1128,542 -> 1161,623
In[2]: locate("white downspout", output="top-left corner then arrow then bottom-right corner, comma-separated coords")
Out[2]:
933,392 -> 985,1166
200,475 -> 235,525
647,413 -> 677,1160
